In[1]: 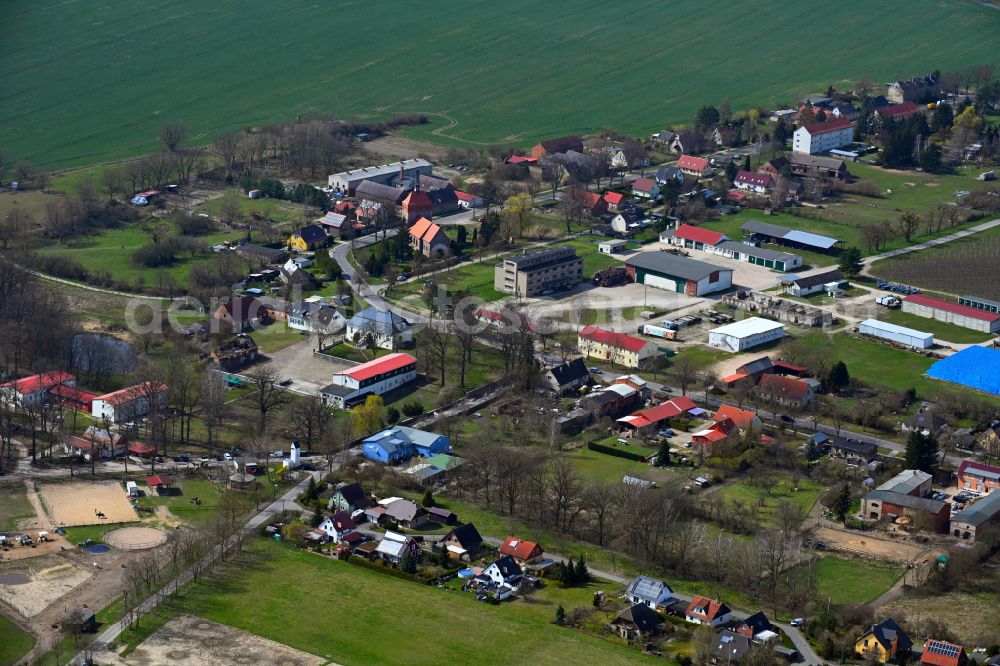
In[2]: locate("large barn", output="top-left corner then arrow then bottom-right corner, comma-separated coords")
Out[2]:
901,294 -> 1000,333
625,252 -> 732,296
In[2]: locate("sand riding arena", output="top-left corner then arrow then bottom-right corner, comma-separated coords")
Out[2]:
39,481 -> 138,527
104,526 -> 167,550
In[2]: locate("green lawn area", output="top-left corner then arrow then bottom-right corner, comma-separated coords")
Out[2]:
713,475 -> 825,528
62,522 -> 139,545
875,308 -> 994,344
119,539 -> 656,666
35,598 -> 123,666
140,477 -> 225,527
0,489 -> 34,532
564,444 -> 651,485
394,258 -> 503,302
794,331 -> 936,395
248,322 -> 310,353
34,223 -> 245,287
0,613 -> 34,666
6,1 -> 999,168
196,191 -> 315,227
321,341 -> 388,363
814,556 -> 901,606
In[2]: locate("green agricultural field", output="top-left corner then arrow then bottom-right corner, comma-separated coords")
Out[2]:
122,540 -> 656,666
5,1 -> 999,168
793,331 -> 936,394
814,556 -> 901,606
34,224 -> 245,287
0,614 -> 35,666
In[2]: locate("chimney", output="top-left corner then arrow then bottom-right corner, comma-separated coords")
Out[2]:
399,164 -> 405,182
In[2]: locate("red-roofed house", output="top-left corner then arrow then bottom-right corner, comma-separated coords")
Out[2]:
920,639 -> 967,666
0,371 -> 76,408
792,118 -> 854,155
318,510 -> 358,544
505,155 -> 538,165
877,102 -> 921,121
677,155 -> 711,178
499,536 -> 544,565
321,353 -> 418,409
455,191 -> 483,209
685,595 -> 733,626
63,435 -> 126,461
957,460 -> 1000,495
407,217 -> 450,258
92,382 -> 168,424
757,374 -> 814,408
901,294 -> 1000,333
581,191 -> 609,217
631,177 -> 660,199
578,326 -> 658,368
733,170 -> 774,194
616,396 -> 697,432
603,191 -> 627,212
712,405 -> 762,432
213,296 -> 264,332
665,224 -> 728,250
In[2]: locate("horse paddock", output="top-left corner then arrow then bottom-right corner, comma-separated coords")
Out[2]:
39,481 -> 138,527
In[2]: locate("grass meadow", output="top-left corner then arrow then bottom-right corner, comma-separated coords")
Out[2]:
3,1 -> 999,168
0,614 -> 34,666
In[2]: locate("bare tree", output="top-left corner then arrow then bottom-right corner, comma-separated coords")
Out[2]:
290,395 -> 332,451
158,122 -> 188,152
670,354 -> 702,396
198,371 -> 227,456
246,366 -> 290,434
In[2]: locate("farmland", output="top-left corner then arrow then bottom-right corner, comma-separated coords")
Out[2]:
3,1 -> 1000,168
871,225 -> 1000,300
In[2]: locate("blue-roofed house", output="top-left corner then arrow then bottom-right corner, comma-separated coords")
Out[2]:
346,307 -> 413,350
363,426 -> 451,464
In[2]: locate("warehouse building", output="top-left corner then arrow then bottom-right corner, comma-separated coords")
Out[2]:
958,295 -> 1000,314
625,252 -> 732,296
926,346 -> 1000,396
859,319 -> 933,349
708,317 -> 785,352
862,490 -> 949,532
901,294 -> 1000,333
660,225 -> 802,271
950,491 -> 1000,542
741,220 -> 843,254
327,159 -> 433,194
494,246 -> 583,297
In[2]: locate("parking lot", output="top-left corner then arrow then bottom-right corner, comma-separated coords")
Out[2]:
256,338 -> 353,396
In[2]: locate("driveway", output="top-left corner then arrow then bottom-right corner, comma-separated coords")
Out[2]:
257,338 -> 354,396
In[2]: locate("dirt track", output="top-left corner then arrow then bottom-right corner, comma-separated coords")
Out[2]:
810,526 -> 929,563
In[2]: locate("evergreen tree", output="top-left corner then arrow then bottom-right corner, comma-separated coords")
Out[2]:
386,406 -> 400,424
656,440 -> 671,467
724,161 -> 738,184
421,489 -> 435,507
832,484 -> 852,522
742,154 -> 751,172
437,547 -> 451,568
305,477 -> 318,502
575,556 -> 590,584
694,105 -> 720,128
311,503 -> 323,527
838,246 -> 864,278
400,553 -> 418,574
555,605 -> 566,625
905,430 -> 939,474
827,361 -> 850,391
456,225 -> 468,248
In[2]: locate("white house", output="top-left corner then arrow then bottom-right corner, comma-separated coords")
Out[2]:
317,510 -> 356,543
611,208 -> 648,235
625,576 -> 675,611
792,119 -> 854,155
375,530 -> 420,564
482,555 -> 523,588
345,307 -> 413,350
685,595 -> 733,627
733,170 -> 774,194
320,353 -> 418,409
288,303 -> 345,333
91,382 -> 168,424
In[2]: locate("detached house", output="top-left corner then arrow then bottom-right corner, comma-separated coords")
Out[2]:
317,511 -> 357,543
442,523 -> 485,561
375,531 -> 420,565
677,155 -> 712,178
757,374 -> 813,408
541,358 -> 590,395
346,307 -> 413,350
735,612 -> 778,643
625,575 -> 675,611
631,177 -> 660,199
328,482 -> 375,512
580,190 -> 609,217
603,191 -> 627,212
213,296 -> 264,332
407,217 -> 450,258
578,326 -> 658,368
709,631 -> 752,664
921,639 -> 967,666
855,618 -> 912,664
288,224 -> 328,251
685,595 -> 732,627
733,170 -> 774,194
383,499 -> 427,529
499,536 -> 544,565
609,604 -> 663,641
712,405 -> 762,432
482,555 -> 524,589
830,437 -> 877,465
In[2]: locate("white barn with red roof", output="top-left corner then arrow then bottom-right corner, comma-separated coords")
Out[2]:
91,382 -> 168,423
792,118 -> 854,155
0,371 -> 75,408
662,224 -> 728,251
577,326 -> 658,368
617,395 -> 697,432
320,353 -> 418,408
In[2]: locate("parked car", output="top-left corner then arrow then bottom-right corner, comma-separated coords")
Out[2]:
272,450 -> 284,458
790,618 -> 804,627
588,367 -> 602,375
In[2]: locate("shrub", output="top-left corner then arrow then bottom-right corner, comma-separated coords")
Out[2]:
401,401 -> 425,418
586,441 -> 645,461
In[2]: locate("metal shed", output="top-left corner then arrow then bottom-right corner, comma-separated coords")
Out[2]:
859,319 -> 933,349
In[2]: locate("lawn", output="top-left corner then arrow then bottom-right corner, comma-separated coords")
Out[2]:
62,522 -> 139,545
4,1 -> 999,168
34,223 -> 244,287
875,308 -> 994,344
814,556 -> 901,606
248,322 -> 310,353
119,539 -> 656,666
196,191 -> 315,227
0,614 -> 34,666
713,475 -> 825,529
141,477 -> 225,527
0,488 -> 34,532
564,444 -> 652,485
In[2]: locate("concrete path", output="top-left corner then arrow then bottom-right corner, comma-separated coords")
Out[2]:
862,216 -> 1000,267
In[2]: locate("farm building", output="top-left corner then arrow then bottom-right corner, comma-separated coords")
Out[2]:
320,353 -> 418,408
780,269 -> 845,297
957,460 -> 1000,495
598,239 -> 628,254
713,242 -> 801,272
661,224 -> 728,250
625,252 -> 732,296
859,319 -> 934,349
327,159 -> 433,194
741,220 -> 842,254
950,491 -> 1000,542
901,294 -> 1000,333
792,118 -> 854,155
91,382 -> 168,423
958,295 -> 1000,314
708,317 -> 785,352
861,490 -> 949,532
926,346 -> 1000,395
789,153 -> 850,180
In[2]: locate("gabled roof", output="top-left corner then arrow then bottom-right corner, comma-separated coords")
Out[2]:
615,603 -> 662,633
384,499 -> 425,522
738,357 -> 773,375
921,639 -> 966,666
408,217 -> 445,243
861,618 -> 912,653
617,396 -> 697,429
376,530 -> 415,558
292,224 -> 326,244
334,353 -> 417,382
625,252 -> 729,282
488,554 -> 524,579
710,631 -> 752,662
800,118 -> 853,135
632,177 -> 657,193
951,490 -> 1000,527
355,180 -> 407,204
603,191 -> 625,205
734,170 -> 774,188
625,575 -> 672,603
499,536 -> 542,560
548,358 -> 589,387
904,294 -> 1000,322
787,269 -> 843,290
94,382 -> 168,406
758,374 -> 811,401
1,371 -> 75,395
712,405 -> 758,429
878,101 -> 920,119
677,155 -> 709,171
402,189 -> 433,210
318,211 -> 347,228
347,306 -> 412,335
789,153 -> 847,170
958,460 -> 1000,482
446,523 -> 483,551
672,223 -> 727,246
326,510 -> 356,532
581,190 -> 605,210
538,136 -> 583,153
579,326 -> 652,354
686,595 -> 730,621
738,611 -> 773,634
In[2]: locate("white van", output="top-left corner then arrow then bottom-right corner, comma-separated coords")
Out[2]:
126,481 -> 139,498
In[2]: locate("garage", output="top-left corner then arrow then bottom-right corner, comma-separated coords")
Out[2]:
640,271 -> 684,293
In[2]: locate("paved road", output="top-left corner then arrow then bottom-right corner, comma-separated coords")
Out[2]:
69,466 -> 330,665
862,216 -> 1000,268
